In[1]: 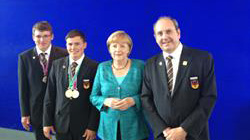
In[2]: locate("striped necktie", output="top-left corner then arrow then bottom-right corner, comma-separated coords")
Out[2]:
39,53 -> 47,68
71,62 -> 78,77
166,55 -> 173,95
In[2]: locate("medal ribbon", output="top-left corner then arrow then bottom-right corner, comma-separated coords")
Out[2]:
39,53 -> 49,76
41,61 -> 49,76
68,65 -> 80,90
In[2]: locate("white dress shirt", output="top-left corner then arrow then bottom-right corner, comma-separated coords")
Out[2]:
163,43 -> 183,92
36,44 -> 52,61
69,54 -> 85,72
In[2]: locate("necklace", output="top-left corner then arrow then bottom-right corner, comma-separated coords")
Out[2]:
112,59 -> 129,70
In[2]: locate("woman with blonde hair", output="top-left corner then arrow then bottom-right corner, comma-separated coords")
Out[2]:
90,31 -> 149,140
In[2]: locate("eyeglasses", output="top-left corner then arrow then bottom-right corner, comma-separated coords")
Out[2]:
34,34 -> 52,39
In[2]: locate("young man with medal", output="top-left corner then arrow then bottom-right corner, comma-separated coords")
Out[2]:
43,29 -> 99,140
18,21 -> 68,140
141,16 -> 217,140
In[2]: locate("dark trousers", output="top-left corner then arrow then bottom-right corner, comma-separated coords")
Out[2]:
56,133 -> 85,140
56,130 -> 86,140
33,125 -> 49,140
117,122 -> 148,140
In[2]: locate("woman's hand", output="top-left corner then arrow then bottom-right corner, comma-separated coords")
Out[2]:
104,98 -> 121,109
114,97 -> 135,111
104,97 -> 135,110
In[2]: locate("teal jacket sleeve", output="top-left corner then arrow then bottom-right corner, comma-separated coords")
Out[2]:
90,64 -> 106,111
131,94 -> 141,111
130,60 -> 144,111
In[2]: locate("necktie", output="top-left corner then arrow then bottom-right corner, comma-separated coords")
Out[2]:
39,53 -> 47,67
39,53 -> 48,83
166,55 -> 173,95
71,62 -> 78,77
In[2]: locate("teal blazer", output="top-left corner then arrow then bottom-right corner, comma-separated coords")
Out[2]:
90,59 -> 149,140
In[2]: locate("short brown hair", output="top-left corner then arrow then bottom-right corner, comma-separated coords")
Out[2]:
32,21 -> 53,35
65,29 -> 86,42
106,30 -> 133,51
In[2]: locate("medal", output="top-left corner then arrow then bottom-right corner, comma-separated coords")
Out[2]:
65,89 -> 79,99
72,90 -> 79,98
83,79 -> 90,89
39,54 -> 49,83
42,76 -> 47,83
66,63 -> 81,99
65,89 -> 73,98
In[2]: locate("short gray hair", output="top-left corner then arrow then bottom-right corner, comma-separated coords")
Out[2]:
153,16 -> 179,32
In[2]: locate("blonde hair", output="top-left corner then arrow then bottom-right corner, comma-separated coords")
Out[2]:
106,30 -> 133,51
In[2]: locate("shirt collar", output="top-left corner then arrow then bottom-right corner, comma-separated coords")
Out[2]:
36,44 -> 52,56
69,54 -> 85,67
163,42 -> 183,61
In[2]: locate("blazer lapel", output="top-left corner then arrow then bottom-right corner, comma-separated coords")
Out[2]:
48,46 -> 56,72
60,57 -> 71,110
77,57 -> 89,88
173,46 -> 192,95
157,54 -> 172,97
32,48 -> 43,74
61,57 -> 69,91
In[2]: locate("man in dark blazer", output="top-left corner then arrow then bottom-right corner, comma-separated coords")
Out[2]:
18,21 -> 68,140
141,17 -> 217,140
43,29 -> 99,140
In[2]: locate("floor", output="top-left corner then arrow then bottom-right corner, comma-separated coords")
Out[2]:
0,127 -> 56,140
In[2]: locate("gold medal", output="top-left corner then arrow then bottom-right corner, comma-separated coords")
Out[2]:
42,76 -> 47,83
72,90 -> 79,99
83,79 -> 90,89
65,89 -> 73,98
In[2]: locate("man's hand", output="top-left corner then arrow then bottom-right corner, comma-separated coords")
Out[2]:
164,127 -> 187,140
163,127 -> 171,138
21,116 -> 30,131
113,97 -> 135,111
82,129 -> 96,140
43,126 -> 55,139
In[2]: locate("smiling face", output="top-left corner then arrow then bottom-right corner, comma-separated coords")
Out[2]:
107,31 -> 132,61
109,41 -> 130,61
154,18 -> 181,53
32,30 -> 53,52
66,36 -> 86,61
